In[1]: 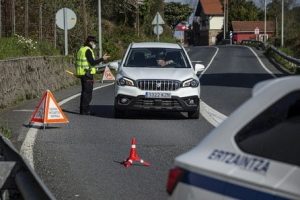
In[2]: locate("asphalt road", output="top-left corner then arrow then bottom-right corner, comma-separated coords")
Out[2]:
0,45 -> 287,200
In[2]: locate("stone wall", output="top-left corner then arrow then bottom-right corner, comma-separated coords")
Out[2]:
0,56 -> 78,109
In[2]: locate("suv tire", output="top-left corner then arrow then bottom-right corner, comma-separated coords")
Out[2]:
114,107 -> 125,118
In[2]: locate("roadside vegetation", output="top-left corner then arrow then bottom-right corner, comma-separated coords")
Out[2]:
227,0 -> 300,58
0,0 -> 192,60
0,35 -> 59,60
0,125 -> 12,139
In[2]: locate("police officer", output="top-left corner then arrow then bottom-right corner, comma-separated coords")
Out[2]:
76,36 -> 110,115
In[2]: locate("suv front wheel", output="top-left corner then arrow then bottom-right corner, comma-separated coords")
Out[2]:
114,107 -> 125,118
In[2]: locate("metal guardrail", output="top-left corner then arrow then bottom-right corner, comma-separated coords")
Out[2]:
0,135 -> 55,200
241,40 -> 266,50
268,45 -> 300,68
241,40 -> 300,72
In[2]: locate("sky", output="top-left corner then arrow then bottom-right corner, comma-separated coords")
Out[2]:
164,0 -> 300,7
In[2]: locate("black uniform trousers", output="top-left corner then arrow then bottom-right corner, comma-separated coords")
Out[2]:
80,73 -> 94,114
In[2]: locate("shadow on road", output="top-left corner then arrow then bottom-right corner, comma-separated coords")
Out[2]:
63,105 -> 192,120
23,123 -> 64,129
200,73 -> 286,88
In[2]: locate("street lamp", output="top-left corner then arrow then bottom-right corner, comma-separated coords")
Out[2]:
137,0 -> 144,37
264,0 -> 267,43
223,0 -> 228,40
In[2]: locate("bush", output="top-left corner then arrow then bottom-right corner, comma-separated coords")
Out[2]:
0,35 -> 60,60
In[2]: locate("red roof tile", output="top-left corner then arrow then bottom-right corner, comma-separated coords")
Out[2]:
199,0 -> 223,15
232,21 -> 275,32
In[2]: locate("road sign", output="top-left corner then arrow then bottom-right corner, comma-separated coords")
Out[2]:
153,25 -> 163,35
229,31 -> 233,38
255,27 -> 260,35
55,8 -> 76,30
55,8 -> 77,55
152,12 -> 165,25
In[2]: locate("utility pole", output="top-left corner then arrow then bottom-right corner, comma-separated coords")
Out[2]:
281,0 -> 284,47
12,0 -> 15,35
0,0 -> 2,38
54,0 -> 57,48
223,0 -> 226,39
264,0 -> 267,42
136,3 -> 139,36
226,0 -> 228,34
39,4 -> 43,41
25,0 -> 29,37
98,0 -> 102,57
82,0 -> 88,39
136,0 -> 144,37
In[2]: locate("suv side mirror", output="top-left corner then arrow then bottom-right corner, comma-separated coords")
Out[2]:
195,64 -> 205,76
109,61 -> 120,70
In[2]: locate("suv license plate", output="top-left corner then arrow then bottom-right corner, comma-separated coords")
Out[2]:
145,92 -> 171,99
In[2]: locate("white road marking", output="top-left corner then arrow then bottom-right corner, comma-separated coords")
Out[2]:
192,60 -> 203,63
200,100 -> 227,127
20,83 -> 114,168
245,46 -> 276,78
198,46 -> 276,127
199,47 -> 219,79
197,46 -> 227,127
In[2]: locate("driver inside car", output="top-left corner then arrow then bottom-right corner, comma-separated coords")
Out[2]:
156,52 -> 174,67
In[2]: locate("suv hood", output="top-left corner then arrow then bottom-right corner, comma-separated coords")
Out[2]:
119,67 -> 196,81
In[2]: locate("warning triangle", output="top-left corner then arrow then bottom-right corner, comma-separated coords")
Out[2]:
102,66 -> 115,81
30,90 -> 69,125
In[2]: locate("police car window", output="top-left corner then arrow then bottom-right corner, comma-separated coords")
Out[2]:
235,91 -> 300,167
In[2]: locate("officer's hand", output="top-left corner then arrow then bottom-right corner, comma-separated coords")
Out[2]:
102,53 -> 110,61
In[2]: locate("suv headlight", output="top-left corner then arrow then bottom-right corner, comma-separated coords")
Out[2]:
117,77 -> 135,86
182,79 -> 199,88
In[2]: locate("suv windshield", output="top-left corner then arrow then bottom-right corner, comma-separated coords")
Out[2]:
124,48 -> 191,68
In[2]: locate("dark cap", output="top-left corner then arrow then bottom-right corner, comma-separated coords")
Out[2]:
86,36 -> 98,43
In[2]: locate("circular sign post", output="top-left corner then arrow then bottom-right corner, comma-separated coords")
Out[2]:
56,8 -> 77,55
153,25 -> 163,36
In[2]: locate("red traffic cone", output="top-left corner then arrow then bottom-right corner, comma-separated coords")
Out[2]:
123,137 -> 150,168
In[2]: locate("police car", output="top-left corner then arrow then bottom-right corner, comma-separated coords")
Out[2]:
167,76 -> 300,200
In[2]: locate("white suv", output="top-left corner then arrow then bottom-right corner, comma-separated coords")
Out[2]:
113,42 -> 204,118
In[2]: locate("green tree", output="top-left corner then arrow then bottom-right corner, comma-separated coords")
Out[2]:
228,0 -> 262,22
164,2 -> 193,29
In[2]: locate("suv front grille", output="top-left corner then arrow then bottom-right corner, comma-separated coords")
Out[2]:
137,79 -> 180,91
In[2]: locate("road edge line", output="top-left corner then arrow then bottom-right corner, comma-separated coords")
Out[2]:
245,46 -> 276,78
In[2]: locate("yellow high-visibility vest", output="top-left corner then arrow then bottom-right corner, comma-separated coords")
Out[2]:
75,46 -> 96,76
